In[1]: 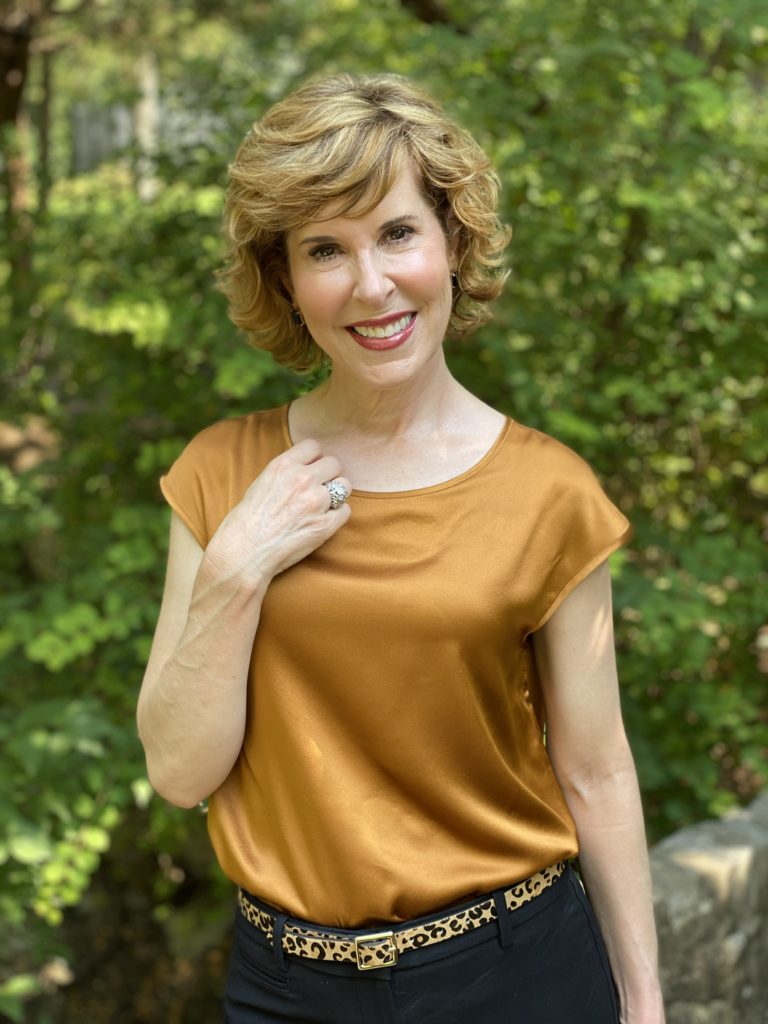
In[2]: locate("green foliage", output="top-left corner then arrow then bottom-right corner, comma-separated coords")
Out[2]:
1,0 -> 766,1017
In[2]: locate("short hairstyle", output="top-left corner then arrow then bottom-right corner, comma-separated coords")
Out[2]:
217,73 -> 510,372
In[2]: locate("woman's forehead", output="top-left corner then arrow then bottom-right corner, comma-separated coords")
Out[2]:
298,163 -> 426,231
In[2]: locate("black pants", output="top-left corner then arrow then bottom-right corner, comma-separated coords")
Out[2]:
223,865 -> 620,1024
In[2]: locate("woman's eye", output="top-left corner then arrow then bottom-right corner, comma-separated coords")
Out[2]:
309,244 -> 338,261
386,225 -> 414,243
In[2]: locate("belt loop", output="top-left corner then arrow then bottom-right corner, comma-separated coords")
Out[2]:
493,890 -> 515,949
272,913 -> 288,969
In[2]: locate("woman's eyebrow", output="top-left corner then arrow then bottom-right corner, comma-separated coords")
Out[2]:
298,214 -> 419,247
378,214 -> 419,232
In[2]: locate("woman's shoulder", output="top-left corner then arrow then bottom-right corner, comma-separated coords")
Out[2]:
160,405 -> 290,541
180,404 -> 288,458
503,419 -> 602,483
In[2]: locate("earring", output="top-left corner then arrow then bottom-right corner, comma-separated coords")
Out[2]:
291,309 -> 305,327
450,271 -> 460,292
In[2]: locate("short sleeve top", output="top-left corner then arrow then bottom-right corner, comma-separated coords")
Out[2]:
160,404 -> 631,927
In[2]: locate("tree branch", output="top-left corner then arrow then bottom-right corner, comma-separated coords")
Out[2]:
399,0 -> 467,33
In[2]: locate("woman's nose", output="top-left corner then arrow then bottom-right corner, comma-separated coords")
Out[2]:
352,251 -> 394,308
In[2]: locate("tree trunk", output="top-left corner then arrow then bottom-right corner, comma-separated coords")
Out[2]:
0,19 -> 30,126
38,44 -> 52,214
1,15 -> 36,342
133,49 -> 160,202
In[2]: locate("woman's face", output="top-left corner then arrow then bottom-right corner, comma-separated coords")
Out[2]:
284,164 -> 456,389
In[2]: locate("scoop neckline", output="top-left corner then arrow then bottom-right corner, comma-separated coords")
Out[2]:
279,402 -> 514,499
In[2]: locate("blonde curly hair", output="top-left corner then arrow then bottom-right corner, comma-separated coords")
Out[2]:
218,73 -> 510,372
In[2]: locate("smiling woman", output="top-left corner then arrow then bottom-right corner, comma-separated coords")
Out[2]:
217,73 -> 508,372
283,165 -> 455,389
136,73 -> 665,1024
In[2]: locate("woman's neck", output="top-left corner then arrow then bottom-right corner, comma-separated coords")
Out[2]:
296,353 -> 472,443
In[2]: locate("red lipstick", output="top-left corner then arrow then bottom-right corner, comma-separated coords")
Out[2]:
346,312 -> 416,351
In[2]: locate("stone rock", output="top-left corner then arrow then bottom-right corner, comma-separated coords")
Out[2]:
651,793 -> 768,1024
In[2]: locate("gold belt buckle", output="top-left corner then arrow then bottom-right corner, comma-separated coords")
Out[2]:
354,930 -> 398,970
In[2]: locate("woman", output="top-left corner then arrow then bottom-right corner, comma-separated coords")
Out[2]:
137,74 -> 665,1023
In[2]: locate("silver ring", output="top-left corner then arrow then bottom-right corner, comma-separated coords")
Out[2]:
325,479 -> 349,510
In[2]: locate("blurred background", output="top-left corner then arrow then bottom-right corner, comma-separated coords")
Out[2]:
1,0 -> 766,1020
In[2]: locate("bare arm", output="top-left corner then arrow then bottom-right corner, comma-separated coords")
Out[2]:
137,440 -> 351,808
533,561 -> 665,1024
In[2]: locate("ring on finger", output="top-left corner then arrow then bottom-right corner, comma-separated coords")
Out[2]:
324,479 -> 350,510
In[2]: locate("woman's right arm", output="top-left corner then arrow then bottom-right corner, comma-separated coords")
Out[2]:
136,440 -> 350,808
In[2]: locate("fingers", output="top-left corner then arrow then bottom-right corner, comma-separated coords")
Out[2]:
277,441 -> 342,486
310,456 -> 344,486
326,500 -> 352,525
282,438 -> 323,464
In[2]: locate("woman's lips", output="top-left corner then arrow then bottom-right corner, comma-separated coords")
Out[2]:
346,313 -> 417,351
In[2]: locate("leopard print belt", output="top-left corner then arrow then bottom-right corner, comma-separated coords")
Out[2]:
238,860 -> 566,971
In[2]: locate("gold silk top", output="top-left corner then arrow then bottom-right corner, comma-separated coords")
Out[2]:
160,404 -> 631,928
